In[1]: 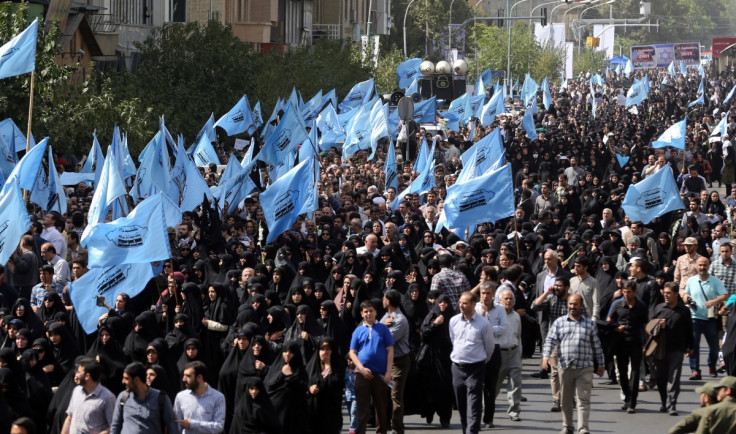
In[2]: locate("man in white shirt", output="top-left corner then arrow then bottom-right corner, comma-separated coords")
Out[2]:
173,361 -> 226,433
41,212 -> 67,259
476,281 -> 508,428
495,288 -> 523,422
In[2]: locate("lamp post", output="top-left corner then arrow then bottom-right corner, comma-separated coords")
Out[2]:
531,0 -> 562,33
577,0 -> 614,53
403,0 -> 418,57
449,0 -> 456,59
473,0 -> 484,80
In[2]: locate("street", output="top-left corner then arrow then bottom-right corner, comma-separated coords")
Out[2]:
350,352 -> 705,433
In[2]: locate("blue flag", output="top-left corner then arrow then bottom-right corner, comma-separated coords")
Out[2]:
624,59 -> 634,77
413,97 -> 437,123
457,128 -> 504,183
698,64 -> 705,77
688,79 -> 705,107
258,103 -> 308,167
476,90 -> 505,127
442,164 -> 514,229
0,118 -> 34,155
724,85 -> 736,105
342,103 -> 373,159
369,100 -> 389,160
261,98 -> 283,141
252,101 -> 263,130
679,61 -> 687,76
447,93 -> 472,125
616,153 -> 630,168
625,76 -> 649,107
219,154 -> 240,184
0,18 -> 37,80
195,113 -> 216,144
192,133 -> 221,166
0,133 -> 15,179
406,77 -> 419,95
179,147 -> 214,212
560,78 -> 567,91
397,58 -> 422,89
621,167 -> 684,224
1,137 -> 47,193
0,179 -> 30,265
316,103 -> 345,151
320,90 -> 337,112
215,95 -> 255,136
301,90 -> 323,122
116,129 -> 137,179
394,160 -> 437,209
522,107 -> 538,141
475,75 -> 485,98
591,73 -> 604,87
69,263 -> 155,334
668,61 -> 676,77
212,143 -> 255,211
413,137 -> 430,173
167,136 -> 187,205
261,158 -> 315,243
541,76 -> 553,110
83,193 -> 171,268
340,79 -> 376,113
712,115 -> 729,138
521,74 -> 539,107
86,146 -> 127,227
43,145 -> 67,215
384,141 -> 398,192
130,130 -> 170,202
81,132 -> 105,186
652,117 -> 687,150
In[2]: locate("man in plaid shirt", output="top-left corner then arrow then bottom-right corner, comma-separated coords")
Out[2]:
542,294 -> 604,434
430,253 -> 471,309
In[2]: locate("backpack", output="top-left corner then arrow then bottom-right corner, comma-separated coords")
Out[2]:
119,389 -> 168,433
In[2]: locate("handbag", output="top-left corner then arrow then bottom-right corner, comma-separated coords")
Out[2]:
697,280 -> 721,320
644,319 -> 667,360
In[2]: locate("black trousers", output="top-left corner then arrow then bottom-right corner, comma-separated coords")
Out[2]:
452,361 -> 485,434
483,345 -> 502,423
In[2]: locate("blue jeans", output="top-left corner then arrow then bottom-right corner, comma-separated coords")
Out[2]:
689,318 -> 719,373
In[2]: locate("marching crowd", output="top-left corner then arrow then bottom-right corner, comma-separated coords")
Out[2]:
2,62 -> 736,434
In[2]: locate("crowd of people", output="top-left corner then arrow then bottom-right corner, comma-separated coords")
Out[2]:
1,62 -> 736,434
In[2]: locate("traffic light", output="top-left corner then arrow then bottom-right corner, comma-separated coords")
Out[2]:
497,9 -> 504,28
541,8 -> 548,26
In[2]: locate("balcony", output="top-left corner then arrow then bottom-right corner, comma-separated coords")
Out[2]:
312,23 -> 339,43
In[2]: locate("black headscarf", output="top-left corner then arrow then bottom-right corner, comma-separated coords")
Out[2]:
124,310 -> 160,363
85,324 -> 127,395
229,377 -> 281,434
48,321 -> 80,380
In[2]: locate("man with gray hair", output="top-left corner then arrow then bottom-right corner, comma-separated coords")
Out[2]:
495,288 -> 523,422
616,235 -> 641,271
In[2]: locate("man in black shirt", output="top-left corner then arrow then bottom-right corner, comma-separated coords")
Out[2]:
607,279 -> 648,413
652,282 -> 693,416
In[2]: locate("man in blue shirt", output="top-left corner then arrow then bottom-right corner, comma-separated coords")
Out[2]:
349,300 -> 394,434
684,257 -> 729,380
110,362 -> 178,434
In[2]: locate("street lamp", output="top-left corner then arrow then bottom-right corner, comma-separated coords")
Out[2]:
403,0 -> 418,57
577,0 -> 614,52
449,0 -> 456,60
531,0 -> 562,32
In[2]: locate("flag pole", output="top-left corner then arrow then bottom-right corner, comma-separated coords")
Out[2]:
23,70 -> 35,201
514,217 -> 520,259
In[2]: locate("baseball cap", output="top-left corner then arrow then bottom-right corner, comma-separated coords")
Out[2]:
683,237 -> 698,245
714,376 -> 736,389
696,382 -> 719,399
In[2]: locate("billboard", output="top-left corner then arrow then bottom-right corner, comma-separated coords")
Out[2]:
713,37 -> 736,59
630,42 -> 701,68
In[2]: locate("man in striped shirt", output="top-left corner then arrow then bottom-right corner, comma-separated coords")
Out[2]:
173,361 -> 226,433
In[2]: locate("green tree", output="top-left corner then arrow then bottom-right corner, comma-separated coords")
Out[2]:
0,2 -> 78,151
573,47 -> 608,77
374,44 -> 407,94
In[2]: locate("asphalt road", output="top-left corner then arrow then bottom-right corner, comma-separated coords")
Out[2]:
348,353 -> 706,433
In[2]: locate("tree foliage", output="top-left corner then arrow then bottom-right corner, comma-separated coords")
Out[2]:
573,47 -> 608,77
0,2 -> 78,150
469,22 -> 564,83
